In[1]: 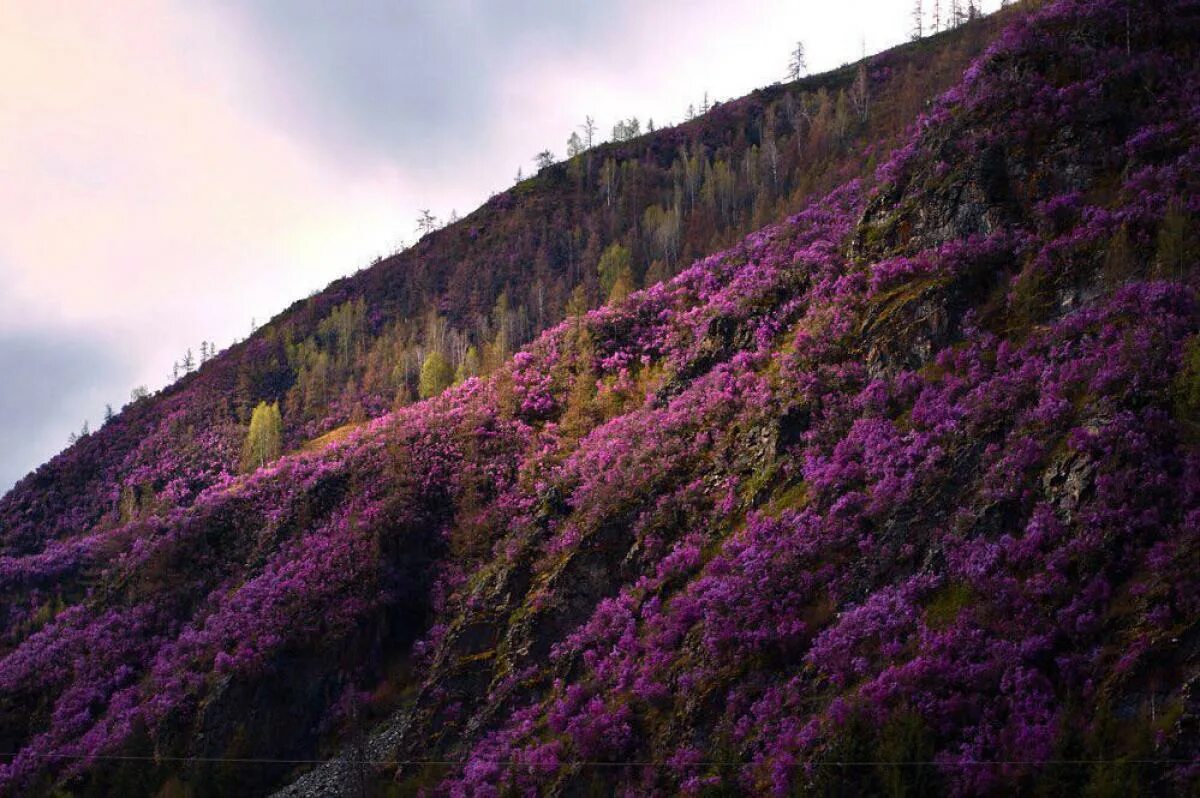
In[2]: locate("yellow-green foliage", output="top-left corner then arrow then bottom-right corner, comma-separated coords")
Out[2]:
559,326 -> 601,441
1155,200 -> 1197,279
597,241 -> 633,299
242,401 -> 283,472
418,351 -> 454,399
1008,263 -> 1055,329
455,345 -> 481,384
1174,335 -> 1200,432
924,582 -> 975,630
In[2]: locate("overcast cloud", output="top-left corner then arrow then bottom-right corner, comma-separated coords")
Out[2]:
0,0 -> 1002,492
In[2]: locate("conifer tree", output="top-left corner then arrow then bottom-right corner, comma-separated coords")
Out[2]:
788,41 -> 807,81
596,242 -> 632,298
242,401 -> 283,472
418,351 -> 454,399
580,116 -> 597,149
454,345 -> 481,384
566,131 -> 584,158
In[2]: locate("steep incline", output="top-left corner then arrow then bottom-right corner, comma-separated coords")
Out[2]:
0,12 -> 1006,557
2,1 -> 1199,796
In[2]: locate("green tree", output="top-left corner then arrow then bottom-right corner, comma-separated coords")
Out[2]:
418,351 -> 454,399
242,401 -> 283,471
597,242 -> 632,297
560,327 -> 601,440
455,345 -> 481,384
608,264 -> 636,303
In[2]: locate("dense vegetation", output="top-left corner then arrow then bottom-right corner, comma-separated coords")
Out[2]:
2,0 -> 1198,795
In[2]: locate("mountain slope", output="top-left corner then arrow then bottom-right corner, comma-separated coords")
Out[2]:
0,9 -> 1009,557
3,0 -> 1200,796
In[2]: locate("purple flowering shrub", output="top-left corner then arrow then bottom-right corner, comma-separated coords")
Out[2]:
1,0 -> 1198,796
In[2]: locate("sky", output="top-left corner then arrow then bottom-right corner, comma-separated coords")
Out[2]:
0,0 -> 1003,493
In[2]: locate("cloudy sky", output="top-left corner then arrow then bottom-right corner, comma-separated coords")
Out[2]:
0,0 -> 1002,492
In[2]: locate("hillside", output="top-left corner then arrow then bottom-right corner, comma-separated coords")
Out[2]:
3,0 -> 1200,796
0,9 -> 1008,556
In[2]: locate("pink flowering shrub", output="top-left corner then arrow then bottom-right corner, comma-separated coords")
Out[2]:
0,1 -> 1198,796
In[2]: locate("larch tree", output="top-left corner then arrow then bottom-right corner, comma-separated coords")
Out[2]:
416,209 -> 439,237
566,131 -> 584,158
242,401 -> 283,472
787,41 -> 807,81
580,115 -> 597,149
454,345 -> 481,384
596,242 -> 632,298
418,351 -> 454,399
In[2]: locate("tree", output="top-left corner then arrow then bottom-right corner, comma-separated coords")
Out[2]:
912,0 -> 924,40
580,115 -> 597,149
455,345 -> 481,384
787,41 -> 807,82
1157,200 -> 1196,279
565,284 -> 589,317
607,263 -> 636,303
535,150 -> 556,171
416,209 -> 440,237
950,0 -> 964,27
600,158 -> 618,208
242,401 -> 283,471
559,327 -> 600,440
596,242 -> 632,298
850,63 -> 870,121
611,118 -> 641,143
566,131 -> 585,158
181,348 -> 195,374
130,385 -> 150,402
514,166 -> 524,184
104,404 -> 114,424
418,351 -> 454,399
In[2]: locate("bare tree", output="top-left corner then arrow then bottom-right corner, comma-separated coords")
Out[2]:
416,208 -> 440,237
850,63 -> 870,121
787,41 -> 807,81
911,0 -> 924,40
580,115 -> 597,149
600,158 -> 617,208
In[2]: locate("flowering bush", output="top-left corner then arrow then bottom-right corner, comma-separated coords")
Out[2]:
1,0 -> 1199,796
